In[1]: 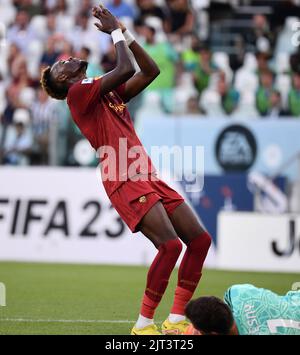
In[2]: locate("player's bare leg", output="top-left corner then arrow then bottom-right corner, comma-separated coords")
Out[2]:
131,201 -> 183,335
162,202 -> 211,334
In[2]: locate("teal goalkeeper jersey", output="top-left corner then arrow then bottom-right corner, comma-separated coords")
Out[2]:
224,284 -> 300,335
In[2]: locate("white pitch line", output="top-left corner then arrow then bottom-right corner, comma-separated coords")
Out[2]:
0,318 -> 136,324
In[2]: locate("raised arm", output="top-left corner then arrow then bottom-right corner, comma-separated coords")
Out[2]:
106,21 -> 160,102
92,6 -> 135,96
121,38 -> 160,102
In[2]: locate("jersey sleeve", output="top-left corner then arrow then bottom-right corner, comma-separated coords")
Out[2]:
68,78 -> 102,113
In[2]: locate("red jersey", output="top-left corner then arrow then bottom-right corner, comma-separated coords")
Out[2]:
67,77 -> 156,197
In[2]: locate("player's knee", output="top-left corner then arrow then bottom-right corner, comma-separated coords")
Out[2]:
189,232 -> 212,254
160,238 -> 183,259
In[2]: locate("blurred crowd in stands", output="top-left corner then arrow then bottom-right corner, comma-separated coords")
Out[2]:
1,0 -> 300,166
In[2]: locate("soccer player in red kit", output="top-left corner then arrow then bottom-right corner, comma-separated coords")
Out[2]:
41,5 -> 211,335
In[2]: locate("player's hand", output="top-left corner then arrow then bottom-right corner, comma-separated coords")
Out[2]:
92,5 -> 120,34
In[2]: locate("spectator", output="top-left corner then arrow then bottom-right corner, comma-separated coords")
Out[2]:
4,57 -> 37,123
165,0 -> 195,38
53,0 -> 74,29
290,48 -> 300,74
2,89 -> 17,126
42,10 -> 60,40
2,108 -> 33,165
256,51 -> 273,77
136,0 -> 167,30
7,10 -> 36,54
185,96 -> 205,115
78,0 -> 94,15
57,39 -> 74,61
101,41 -> 117,73
246,14 -> 274,55
78,46 -> 103,78
141,24 -> 179,112
31,87 -> 57,164
268,91 -> 289,118
7,43 -> 24,76
40,36 -> 60,68
0,73 -> 5,116
106,0 -> 136,20
217,74 -> 240,116
256,70 -> 277,116
2,52 -> 31,125
193,44 -> 219,95
288,71 -> 300,117
17,0 -> 42,18
53,0 -> 69,15
9,56 -> 37,96
68,11 -> 99,53
229,35 -> 246,73
181,35 -> 202,72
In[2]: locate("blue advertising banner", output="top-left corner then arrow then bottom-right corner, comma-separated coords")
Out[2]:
137,117 -> 300,180
181,174 -> 286,245
182,174 -> 253,244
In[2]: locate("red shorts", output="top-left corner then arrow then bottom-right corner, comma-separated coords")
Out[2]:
109,177 -> 184,233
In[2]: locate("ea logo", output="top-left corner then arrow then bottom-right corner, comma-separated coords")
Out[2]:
215,125 -> 257,172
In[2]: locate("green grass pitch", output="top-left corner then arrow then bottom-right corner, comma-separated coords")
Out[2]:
0,262 -> 299,335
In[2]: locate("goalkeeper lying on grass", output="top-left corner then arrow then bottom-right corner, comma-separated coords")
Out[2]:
184,284 -> 300,335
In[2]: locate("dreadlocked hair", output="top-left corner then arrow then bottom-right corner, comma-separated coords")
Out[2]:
40,66 -> 69,100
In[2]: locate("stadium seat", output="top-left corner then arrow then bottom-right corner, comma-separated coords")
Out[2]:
212,51 -> 233,83
153,0 -> 167,6
30,15 -> 47,37
232,91 -> 259,118
120,16 -> 135,32
173,73 -> 198,114
242,52 -> 258,72
206,71 -> 221,92
200,89 -> 223,117
27,40 -> 44,77
191,0 -> 210,10
275,53 -> 290,74
19,87 -> 36,109
136,91 -> 165,119
0,42 -> 9,78
57,15 -> 75,33
0,0 -> 16,27
144,16 -> 167,42
65,0 -> 81,16
234,69 -> 259,95
275,17 -> 300,56
73,139 -> 96,166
